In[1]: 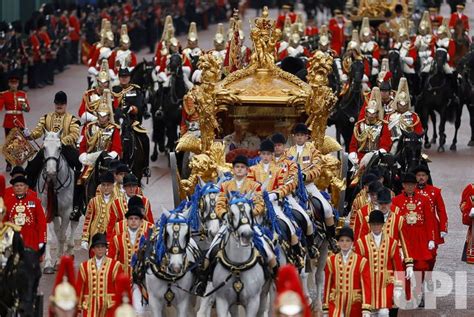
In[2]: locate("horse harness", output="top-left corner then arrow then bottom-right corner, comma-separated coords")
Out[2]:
40,152 -> 73,194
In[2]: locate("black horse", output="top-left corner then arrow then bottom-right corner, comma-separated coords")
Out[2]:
388,49 -> 403,90
0,243 -> 45,317
131,59 -> 155,104
457,50 -> 474,146
395,130 -> 424,174
363,151 -> 402,195
417,49 -> 462,152
151,53 -> 188,160
329,58 -> 364,150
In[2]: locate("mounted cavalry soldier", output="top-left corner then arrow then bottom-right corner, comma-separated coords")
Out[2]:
88,19 -> 114,87
349,87 -> 392,165
341,30 -> 369,91
108,25 -> 137,81
449,3 -> 469,33
211,23 -> 227,64
415,11 -> 436,88
392,22 -> 418,94
387,78 -> 424,153
182,22 -> 203,74
435,19 -> 457,90
359,17 -> 380,86
79,60 -> 112,124
112,67 -> 146,122
25,91 -> 83,216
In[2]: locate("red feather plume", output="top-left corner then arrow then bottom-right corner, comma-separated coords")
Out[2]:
275,264 -> 311,317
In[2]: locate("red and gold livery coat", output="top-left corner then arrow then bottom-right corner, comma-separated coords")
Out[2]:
75,257 -> 123,317
285,142 -> 321,183
323,251 -> 372,316
215,178 -> 263,219
460,183 -> 474,263
82,194 -> 116,245
415,184 -> 448,245
248,161 -> 290,198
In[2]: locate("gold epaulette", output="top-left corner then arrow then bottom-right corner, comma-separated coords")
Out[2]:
132,121 -> 147,133
131,83 -> 141,90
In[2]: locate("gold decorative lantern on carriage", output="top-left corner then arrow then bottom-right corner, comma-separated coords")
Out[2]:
172,7 -> 347,216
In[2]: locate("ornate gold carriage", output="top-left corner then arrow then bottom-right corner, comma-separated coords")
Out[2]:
171,7 -> 348,213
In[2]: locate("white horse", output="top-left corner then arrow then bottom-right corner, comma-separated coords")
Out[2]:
37,131 -> 77,273
212,192 -> 267,317
146,207 -> 200,317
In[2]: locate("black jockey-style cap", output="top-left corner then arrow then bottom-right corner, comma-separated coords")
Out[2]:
125,206 -> 144,219
123,173 -> 139,186
54,91 -> 67,104
115,163 -> 130,174
271,133 -> 287,145
336,226 -> 354,241
90,233 -> 108,248
368,210 -> 385,224
377,187 -> 392,204
361,173 -> 377,186
292,123 -> 309,134
128,195 -> 145,209
411,165 -> 430,175
10,166 -> 26,177
260,139 -> 275,153
233,155 -> 249,167
99,171 -> 115,184
118,67 -> 131,77
402,173 -> 417,184
368,181 -> 384,194
10,175 -> 27,185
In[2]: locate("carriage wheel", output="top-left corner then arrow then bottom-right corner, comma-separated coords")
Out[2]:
337,150 -> 349,213
180,151 -> 191,179
170,152 -> 182,208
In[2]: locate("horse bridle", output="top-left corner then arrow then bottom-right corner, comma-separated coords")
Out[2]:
40,147 -> 73,193
199,185 -> 219,224
227,197 -> 254,233
165,215 -> 191,257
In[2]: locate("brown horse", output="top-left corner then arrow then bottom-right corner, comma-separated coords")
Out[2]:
453,19 -> 470,67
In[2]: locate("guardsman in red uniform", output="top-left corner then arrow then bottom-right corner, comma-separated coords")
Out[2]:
3,176 -> 46,251
278,27 -> 311,61
460,183 -> 474,264
328,9 -> 346,56
80,172 -> 116,253
108,25 -> 137,80
429,7 -> 444,33
349,87 -> 392,164
88,20 -> 114,84
154,15 -> 174,73
355,210 -> 405,316
0,71 -> 30,171
392,24 -> 418,89
352,181 -> 384,241
76,233 -> 123,317
359,17 -> 380,85
106,174 -> 153,241
449,4 -> 469,33
275,265 -> 311,317
79,60 -> 111,124
27,22 -> 42,89
324,227 -> 372,317
68,6 -> 81,64
392,173 -> 436,304
49,256 -> 78,317
37,17 -> 54,85
108,206 -> 154,314
4,166 -> 37,198
435,19 -> 456,75
413,165 -> 448,268
276,4 -> 297,30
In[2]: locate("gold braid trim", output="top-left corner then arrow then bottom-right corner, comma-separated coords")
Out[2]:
352,120 -> 382,152
399,113 -> 420,131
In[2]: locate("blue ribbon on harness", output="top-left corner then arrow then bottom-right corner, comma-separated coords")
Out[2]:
263,191 -> 281,236
296,164 -> 309,209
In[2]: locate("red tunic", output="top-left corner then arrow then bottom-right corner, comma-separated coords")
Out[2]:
276,12 -> 297,29
38,31 -> 53,60
328,18 -> 345,56
78,122 -> 122,157
323,252 -> 371,316
449,13 -> 469,31
76,257 -> 123,317
106,195 -> 154,241
0,90 -> 30,129
349,120 -> 392,161
108,222 -> 154,276
355,234 -> 404,310
460,184 -> 474,263
69,15 -> 81,41
392,192 -> 435,263
415,184 -> 448,245
107,49 -> 137,75
78,89 -> 102,118
29,33 -> 41,62
3,194 -> 46,251
305,26 -> 318,37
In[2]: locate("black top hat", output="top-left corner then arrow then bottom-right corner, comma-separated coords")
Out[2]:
115,163 -> 130,174
368,181 -> 384,194
125,206 -> 144,219
292,123 -> 309,134
411,165 -> 430,175
123,173 -> 139,186
99,171 -> 115,184
271,133 -> 286,145
361,173 -> 377,186
377,187 -> 392,204
128,195 -> 145,209
368,210 -> 385,224
259,139 -> 275,152
54,91 -> 67,104
10,166 -> 26,177
402,173 -> 417,184
118,67 -> 131,77
336,226 -> 354,241
90,233 -> 108,248
380,80 -> 391,91
107,159 -> 121,172
10,175 -> 27,185
233,155 -> 249,167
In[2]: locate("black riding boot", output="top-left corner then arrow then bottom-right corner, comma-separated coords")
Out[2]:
70,171 -> 84,222
305,234 -> 320,259
326,224 -> 341,253
290,244 -> 305,270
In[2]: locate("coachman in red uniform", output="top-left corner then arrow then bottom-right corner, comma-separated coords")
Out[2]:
460,183 -> 474,264
3,176 -> 46,251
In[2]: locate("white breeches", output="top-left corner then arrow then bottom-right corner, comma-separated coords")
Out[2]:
373,308 -> 390,316
286,195 -> 313,233
305,183 -> 334,219
132,283 -> 146,314
272,201 -> 296,235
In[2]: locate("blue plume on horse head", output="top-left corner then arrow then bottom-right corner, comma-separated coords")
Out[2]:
296,164 -> 308,209
228,191 -> 253,206
189,187 -> 202,231
263,191 -> 281,236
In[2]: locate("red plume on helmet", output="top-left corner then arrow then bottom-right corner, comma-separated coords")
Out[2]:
383,71 -> 392,82
49,255 -> 76,317
275,264 -> 311,317
0,174 -> 5,198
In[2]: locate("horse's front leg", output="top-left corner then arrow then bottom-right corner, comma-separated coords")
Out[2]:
451,105 -> 463,151
176,295 -> 190,317
196,283 -> 215,317
43,224 -> 55,274
245,294 -> 261,317
67,220 -> 79,255
438,115 -> 447,152
430,110 -> 438,144
215,296 -> 231,317
468,103 -> 474,146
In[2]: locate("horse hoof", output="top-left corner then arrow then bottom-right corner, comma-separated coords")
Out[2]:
450,144 -> 457,151
43,267 -> 55,274
437,146 -> 445,153
151,153 -> 158,162
424,142 -> 431,149
468,140 -> 474,147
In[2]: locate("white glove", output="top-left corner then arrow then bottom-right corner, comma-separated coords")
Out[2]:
405,266 -> 414,280
393,287 -> 403,299
88,66 -> 99,76
362,312 -> 371,317
440,231 -> 447,238
81,241 -> 89,250
428,240 -> 436,250
79,151 -> 102,166
108,151 -> 118,159
469,207 -> 474,218
322,313 -> 328,317
157,72 -> 168,83
349,152 -> 359,164
268,193 -> 278,202
38,243 -> 44,249
23,128 -> 31,137
191,69 -> 202,83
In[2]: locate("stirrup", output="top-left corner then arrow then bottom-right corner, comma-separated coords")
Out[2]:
70,207 -> 82,222
143,167 -> 151,177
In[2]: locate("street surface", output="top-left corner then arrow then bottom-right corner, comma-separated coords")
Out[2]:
1,4 -> 473,317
